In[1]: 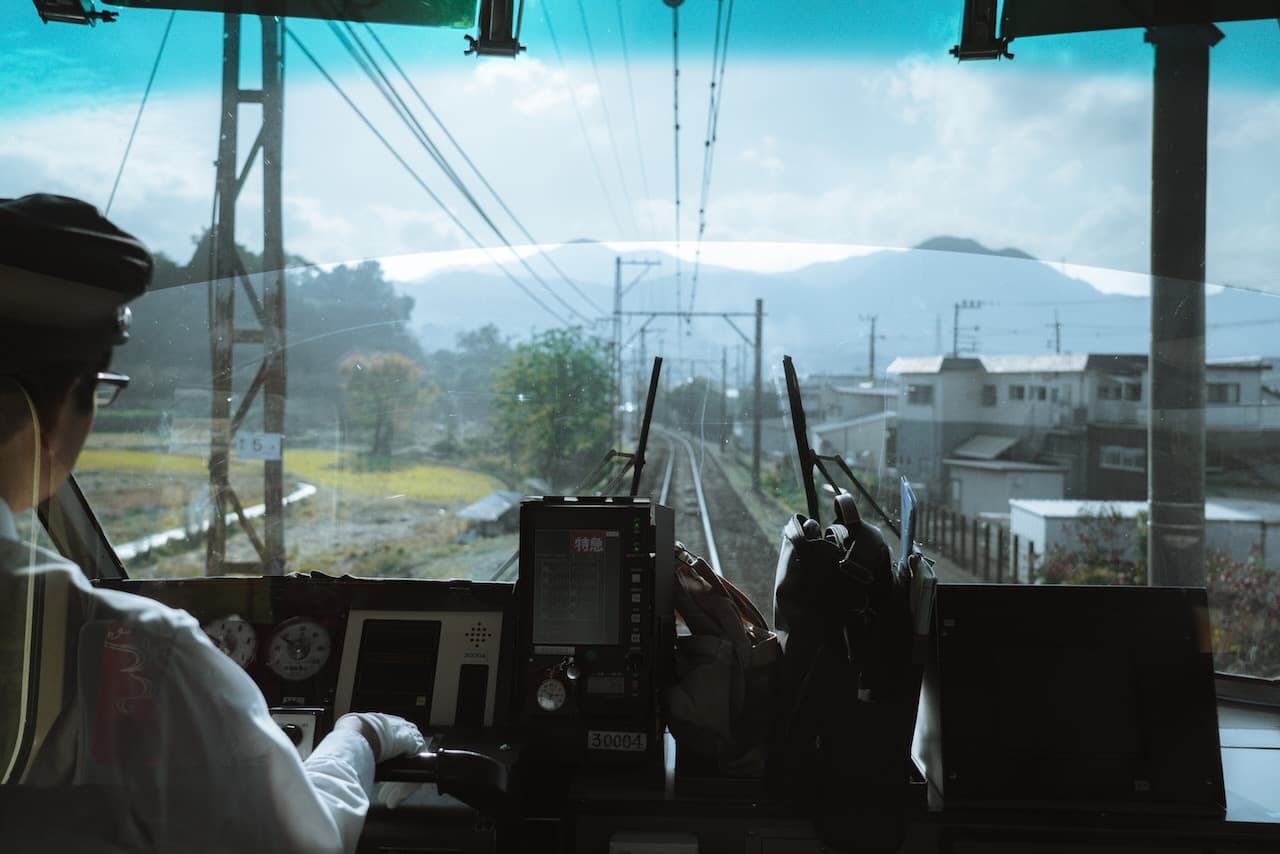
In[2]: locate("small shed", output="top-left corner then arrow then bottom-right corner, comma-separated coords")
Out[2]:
945,458 -> 1066,518
456,489 -> 524,537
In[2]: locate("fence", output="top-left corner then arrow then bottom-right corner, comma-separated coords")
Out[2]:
916,503 -> 1038,583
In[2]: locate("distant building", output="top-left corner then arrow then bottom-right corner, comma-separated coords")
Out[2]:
888,353 -> 1280,504
809,410 -> 896,474
1008,499 -> 1278,580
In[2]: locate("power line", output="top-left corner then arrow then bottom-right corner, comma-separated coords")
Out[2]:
574,0 -> 639,238
689,0 -> 736,315
105,9 -> 176,215
360,23 -> 602,315
543,5 -> 627,240
328,20 -> 591,323
614,0 -> 655,239
670,1 -> 683,322
283,27 -> 565,324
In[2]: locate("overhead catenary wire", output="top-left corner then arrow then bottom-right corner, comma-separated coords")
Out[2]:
689,0 -> 735,316
327,20 -> 591,323
543,5 -> 628,241
283,27 -> 565,324
671,1 -> 683,322
358,23 -> 603,315
574,0 -> 641,239
615,0 -> 655,240
105,9 -> 176,216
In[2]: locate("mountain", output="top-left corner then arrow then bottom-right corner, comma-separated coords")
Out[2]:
393,238 -> 1280,382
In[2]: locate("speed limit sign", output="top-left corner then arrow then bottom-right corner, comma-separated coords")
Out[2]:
233,431 -> 283,461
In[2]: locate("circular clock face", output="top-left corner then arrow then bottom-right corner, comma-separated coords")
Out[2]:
536,677 -> 567,712
267,617 -> 331,682
203,617 -> 257,669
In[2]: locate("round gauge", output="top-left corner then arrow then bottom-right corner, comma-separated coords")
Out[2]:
267,617 -> 331,682
203,617 -> 257,669
536,677 -> 567,712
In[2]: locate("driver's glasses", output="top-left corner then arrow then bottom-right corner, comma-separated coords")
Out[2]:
94,372 -> 130,408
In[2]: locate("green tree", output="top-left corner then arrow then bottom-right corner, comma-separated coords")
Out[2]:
494,329 -> 611,490
662,377 -> 727,433
340,352 -> 427,457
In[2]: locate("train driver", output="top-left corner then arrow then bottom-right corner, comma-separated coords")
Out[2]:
0,193 -> 424,853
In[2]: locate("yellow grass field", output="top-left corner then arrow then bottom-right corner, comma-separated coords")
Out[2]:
285,449 -> 503,503
76,446 -> 503,506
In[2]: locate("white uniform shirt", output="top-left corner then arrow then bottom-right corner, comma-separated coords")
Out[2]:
0,498 -> 375,854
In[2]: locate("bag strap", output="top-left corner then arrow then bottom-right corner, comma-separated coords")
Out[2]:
679,550 -> 771,637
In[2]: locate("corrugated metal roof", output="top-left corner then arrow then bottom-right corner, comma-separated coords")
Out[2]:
951,434 -> 1018,460
978,354 -> 1089,374
456,489 -> 524,522
944,458 -> 1065,472
810,410 -> 896,434
886,355 -> 944,375
1009,499 -> 1257,522
1207,356 -> 1271,370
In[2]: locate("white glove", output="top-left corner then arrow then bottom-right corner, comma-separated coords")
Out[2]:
333,712 -> 426,763
373,781 -> 426,810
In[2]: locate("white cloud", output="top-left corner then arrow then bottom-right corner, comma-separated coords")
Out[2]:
1,55 -> 1274,294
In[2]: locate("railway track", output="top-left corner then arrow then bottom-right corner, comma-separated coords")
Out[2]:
644,428 -> 779,618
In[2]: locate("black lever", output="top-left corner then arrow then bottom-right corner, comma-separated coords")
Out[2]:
376,745 -> 518,811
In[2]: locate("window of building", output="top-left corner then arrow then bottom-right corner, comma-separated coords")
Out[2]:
981,385 -> 997,407
1207,382 -> 1240,404
1100,445 -> 1146,472
1123,383 -> 1142,401
1008,385 -> 1026,401
1033,385 -> 1047,401
1098,382 -> 1122,401
906,384 -> 934,405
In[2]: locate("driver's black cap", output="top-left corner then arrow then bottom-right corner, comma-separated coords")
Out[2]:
0,194 -> 152,363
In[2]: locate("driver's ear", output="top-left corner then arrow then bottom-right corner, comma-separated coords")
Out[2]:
40,376 -> 91,459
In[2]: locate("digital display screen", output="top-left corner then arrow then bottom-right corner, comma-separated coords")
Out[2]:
531,528 -> 621,645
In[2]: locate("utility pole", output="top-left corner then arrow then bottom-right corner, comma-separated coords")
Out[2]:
1147,24 -> 1220,587
720,346 -> 728,451
860,313 -> 883,378
1047,309 -> 1062,353
753,298 -> 763,492
612,256 -> 661,448
952,299 -> 982,357
616,303 -> 761,486
934,314 -> 942,355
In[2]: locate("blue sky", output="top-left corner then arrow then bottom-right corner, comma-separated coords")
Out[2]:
2,1 -> 1278,298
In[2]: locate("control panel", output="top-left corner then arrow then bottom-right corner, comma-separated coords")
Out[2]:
515,496 -> 674,771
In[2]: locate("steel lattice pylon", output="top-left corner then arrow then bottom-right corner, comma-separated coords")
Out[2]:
207,13 -> 287,575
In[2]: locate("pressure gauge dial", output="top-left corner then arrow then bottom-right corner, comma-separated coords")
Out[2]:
267,618 -> 331,682
536,677 -> 567,712
203,617 -> 257,669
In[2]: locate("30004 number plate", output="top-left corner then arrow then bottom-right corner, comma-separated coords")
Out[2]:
587,730 -> 647,752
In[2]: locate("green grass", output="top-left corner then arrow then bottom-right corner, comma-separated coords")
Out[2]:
285,449 -> 504,503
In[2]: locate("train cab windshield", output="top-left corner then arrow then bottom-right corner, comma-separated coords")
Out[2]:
2,1 -> 1279,852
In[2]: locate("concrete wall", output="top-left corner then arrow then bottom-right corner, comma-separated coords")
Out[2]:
950,467 -> 1065,518
814,417 -> 891,473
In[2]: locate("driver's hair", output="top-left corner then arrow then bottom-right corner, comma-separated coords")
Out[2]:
0,353 -> 108,445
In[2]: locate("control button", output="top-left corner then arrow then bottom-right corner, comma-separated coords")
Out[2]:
631,573 -> 641,584
280,723 -> 304,746
631,613 -> 641,623
631,593 -> 641,603
630,633 -> 641,644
